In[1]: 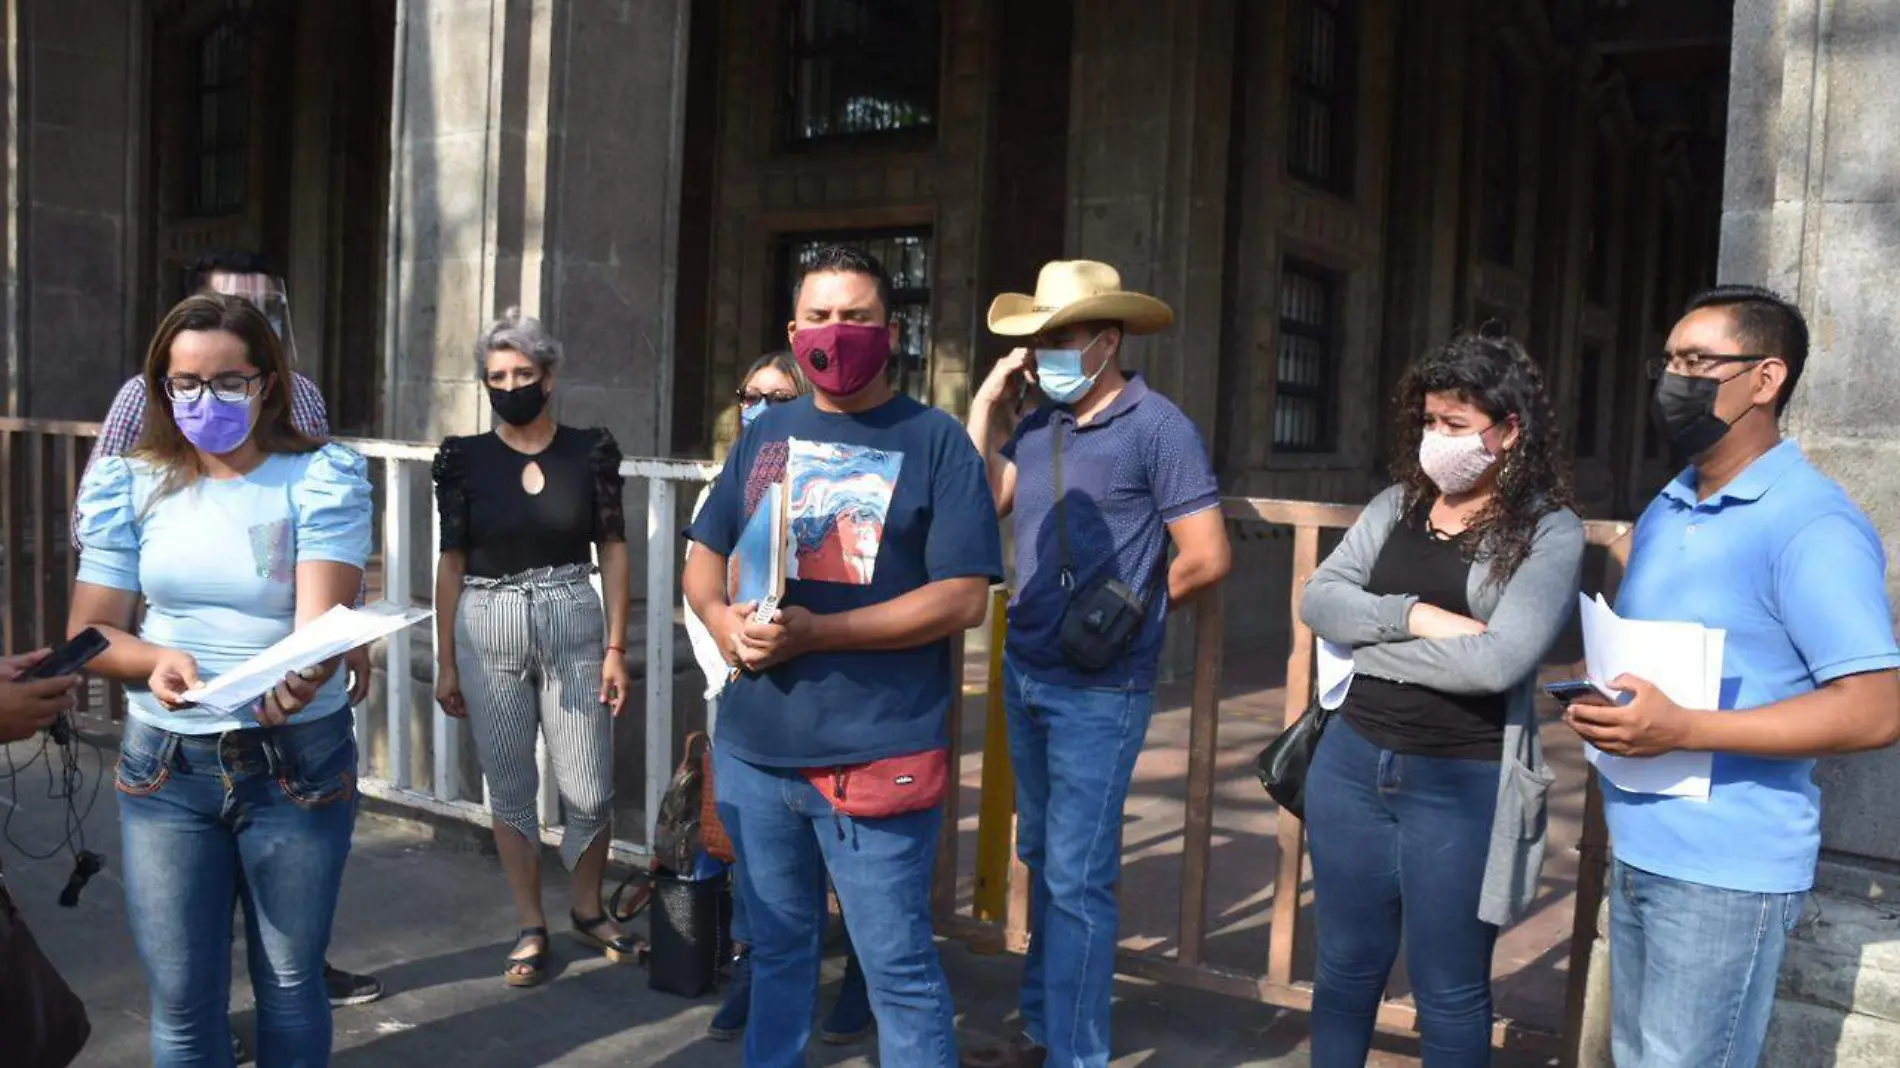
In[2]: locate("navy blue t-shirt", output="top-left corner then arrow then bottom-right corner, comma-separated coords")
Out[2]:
1001,375 -> 1221,690
687,393 -> 1003,768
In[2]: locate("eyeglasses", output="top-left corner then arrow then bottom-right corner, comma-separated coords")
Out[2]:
164,372 -> 267,404
1645,353 -> 1770,380
736,389 -> 798,407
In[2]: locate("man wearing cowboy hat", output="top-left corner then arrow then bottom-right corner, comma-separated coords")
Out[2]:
964,261 -> 1232,1068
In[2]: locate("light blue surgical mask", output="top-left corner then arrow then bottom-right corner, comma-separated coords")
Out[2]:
1034,332 -> 1107,405
740,399 -> 767,427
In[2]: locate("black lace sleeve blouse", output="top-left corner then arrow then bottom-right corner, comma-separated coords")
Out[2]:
432,425 -> 626,579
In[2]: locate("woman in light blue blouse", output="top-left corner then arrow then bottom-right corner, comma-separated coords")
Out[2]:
68,293 -> 373,1068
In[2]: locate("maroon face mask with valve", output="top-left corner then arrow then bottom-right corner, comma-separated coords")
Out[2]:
791,322 -> 892,398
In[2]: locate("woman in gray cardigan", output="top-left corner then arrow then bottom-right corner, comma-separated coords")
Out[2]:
1298,333 -> 1583,1068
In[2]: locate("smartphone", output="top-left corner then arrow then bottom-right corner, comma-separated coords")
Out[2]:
29,628 -> 109,679
750,594 -> 782,625
1544,678 -> 1618,705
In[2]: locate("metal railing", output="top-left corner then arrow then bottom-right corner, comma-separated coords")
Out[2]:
0,416 -> 1626,1057
934,496 -> 1633,1060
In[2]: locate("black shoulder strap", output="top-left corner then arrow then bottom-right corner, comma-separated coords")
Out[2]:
1052,419 -> 1075,591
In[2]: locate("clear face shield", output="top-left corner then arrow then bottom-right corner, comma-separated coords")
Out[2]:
205,269 -> 298,366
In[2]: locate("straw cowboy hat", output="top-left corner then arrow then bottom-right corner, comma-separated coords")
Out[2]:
987,260 -> 1175,337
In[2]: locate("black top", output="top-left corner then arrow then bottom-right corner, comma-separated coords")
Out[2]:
1341,510 -> 1508,760
432,426 -> 626,579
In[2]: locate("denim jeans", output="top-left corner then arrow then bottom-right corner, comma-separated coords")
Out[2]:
117,711 -> 358,1068
714,744 -> 955,1068
1001,654 -> 1157,1068
1304,717 -> 1501,1068
1609,858 -> 1803,1068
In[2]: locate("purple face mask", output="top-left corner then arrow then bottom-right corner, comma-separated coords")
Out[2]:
172,393 -> 257,456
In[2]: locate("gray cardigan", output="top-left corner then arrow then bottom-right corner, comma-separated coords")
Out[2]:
1299,485 -> 1584,927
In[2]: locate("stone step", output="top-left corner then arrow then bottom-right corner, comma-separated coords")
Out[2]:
1779,889 -> 1900,1025
1765,995 -> 1900,1067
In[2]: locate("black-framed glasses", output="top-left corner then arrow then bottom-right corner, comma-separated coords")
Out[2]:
736,389 -> 798,407
164,371 -> 267,404
1645,353 -> 1771,381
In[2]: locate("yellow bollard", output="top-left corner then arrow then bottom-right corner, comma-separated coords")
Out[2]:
971,585 -> 1015,936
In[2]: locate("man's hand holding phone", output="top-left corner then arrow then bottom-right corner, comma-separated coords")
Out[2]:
976,347 -> 1036,414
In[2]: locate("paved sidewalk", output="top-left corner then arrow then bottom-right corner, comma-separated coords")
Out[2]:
4,726 -> 1559,1067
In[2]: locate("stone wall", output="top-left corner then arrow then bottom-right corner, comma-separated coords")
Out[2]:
8,0 -> 142,418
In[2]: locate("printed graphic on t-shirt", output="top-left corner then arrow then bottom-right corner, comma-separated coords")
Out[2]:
786,438 -> 903,586
247,518 -> 294,583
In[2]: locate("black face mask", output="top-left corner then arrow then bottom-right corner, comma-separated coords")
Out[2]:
1650,370 -> 1746,463
488,381 -> 549,427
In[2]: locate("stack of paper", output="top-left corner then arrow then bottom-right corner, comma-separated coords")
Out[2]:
1577,593 -> 1723,801
180,602 -> 434,715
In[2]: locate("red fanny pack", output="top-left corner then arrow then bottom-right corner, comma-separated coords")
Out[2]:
804,748 -> 949,819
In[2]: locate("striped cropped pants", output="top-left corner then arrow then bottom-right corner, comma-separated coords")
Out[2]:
455,563 -> 614,870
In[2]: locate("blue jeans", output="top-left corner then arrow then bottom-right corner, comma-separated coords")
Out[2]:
1304,718 -> 1500,1068
1609,858 -> 1803,1068
1002,655 -> 1156,1068
714,744 -> 955,1068
117,712 -> 358,1068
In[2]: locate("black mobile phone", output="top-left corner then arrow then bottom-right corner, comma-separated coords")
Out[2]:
1544,679 -> 1611,704
30,628 -> 110,680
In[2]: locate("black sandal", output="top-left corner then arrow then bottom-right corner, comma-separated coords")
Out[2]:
570,909 -> 646,965
504,926 -> 550,988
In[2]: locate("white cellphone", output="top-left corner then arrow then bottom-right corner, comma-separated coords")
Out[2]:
750,595 -> 781,625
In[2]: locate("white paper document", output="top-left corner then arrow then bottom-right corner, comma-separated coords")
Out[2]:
181,602 -> 434,714
1576,593 -> 1719,801
1317,639 -> 1355,710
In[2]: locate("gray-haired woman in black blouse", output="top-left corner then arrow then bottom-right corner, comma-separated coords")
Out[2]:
431,307 -> 641,986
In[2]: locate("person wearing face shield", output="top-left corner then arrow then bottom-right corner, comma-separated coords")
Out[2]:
1560,287 -> 1900,1068
961,261 -> 1232,1068
682,245 -> 1002,1068
72,253 -> 385,1041
1287,331 -> 1582,1068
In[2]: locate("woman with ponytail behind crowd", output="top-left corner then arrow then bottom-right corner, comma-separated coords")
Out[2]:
68,293 -> 373,1066
1297,331 -> 1584,1067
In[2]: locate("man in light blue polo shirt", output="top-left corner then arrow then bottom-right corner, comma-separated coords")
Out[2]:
1565,285 -> 1900,1068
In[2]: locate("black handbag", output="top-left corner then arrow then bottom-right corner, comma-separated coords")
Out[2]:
1254,701 -> 1333,820
647,870 -> 725,998
1052,422 -> 1156,674
0,874 -> 91,1068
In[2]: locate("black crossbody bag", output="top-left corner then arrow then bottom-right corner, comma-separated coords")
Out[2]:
1052,423 -> 1157,674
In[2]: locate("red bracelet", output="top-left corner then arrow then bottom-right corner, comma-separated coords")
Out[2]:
606,644 -> 626,654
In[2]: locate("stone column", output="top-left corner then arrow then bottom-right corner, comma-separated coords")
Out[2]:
381,0 -> 691,794
384,0 -> 689,452
1062,0 -> 1235,440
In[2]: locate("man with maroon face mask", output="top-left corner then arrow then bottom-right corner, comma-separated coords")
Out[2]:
683,245 -> 1002,1067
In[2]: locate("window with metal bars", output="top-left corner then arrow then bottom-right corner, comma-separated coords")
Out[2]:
1288,0 -> 1355,193
784,0 -> 940,147
192,20 -> 249,217
778,229 -> 933,401
1274,262 -> 1341,453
